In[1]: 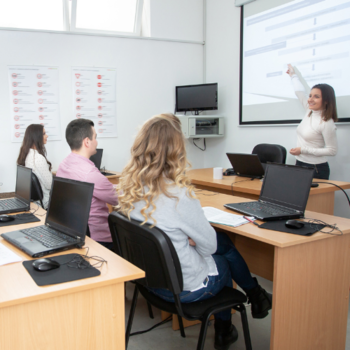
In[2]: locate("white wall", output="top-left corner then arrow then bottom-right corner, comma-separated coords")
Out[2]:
0,7 -> 205,193
204,0 -> 350,218
150,0 -> 203,41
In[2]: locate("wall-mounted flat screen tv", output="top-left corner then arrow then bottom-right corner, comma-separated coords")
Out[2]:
176,83 -> 218,114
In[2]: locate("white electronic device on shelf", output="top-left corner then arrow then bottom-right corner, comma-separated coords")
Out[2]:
176,115 -> 224,139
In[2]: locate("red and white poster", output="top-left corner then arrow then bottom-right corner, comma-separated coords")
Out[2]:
8,66 -> 62,142
71,67 -> 117,138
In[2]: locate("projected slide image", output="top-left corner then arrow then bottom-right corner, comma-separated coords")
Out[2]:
242,0 -> 350,109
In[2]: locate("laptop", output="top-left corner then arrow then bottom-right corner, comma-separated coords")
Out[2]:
1,176 -> 94,258
90,149 -> 114,176
226,153 -> 265,179
0,165 -> 31,214
224,163 -> 314,221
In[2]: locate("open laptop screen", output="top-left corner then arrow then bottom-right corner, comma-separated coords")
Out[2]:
15,165 -> 32,204
260,164 -> 314,212
90,149 -> 103,170
45,177 -> 94,239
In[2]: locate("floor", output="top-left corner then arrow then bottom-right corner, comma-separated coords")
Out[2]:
125,276 -> 350,350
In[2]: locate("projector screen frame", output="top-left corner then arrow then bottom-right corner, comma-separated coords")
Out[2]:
239,3 -> 350,125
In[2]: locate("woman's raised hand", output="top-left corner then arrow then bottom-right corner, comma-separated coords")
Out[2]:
286,64 -> 295,77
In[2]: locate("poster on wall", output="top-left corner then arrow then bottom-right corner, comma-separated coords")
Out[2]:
8,66 -> 61,142
71,67 -> 117,138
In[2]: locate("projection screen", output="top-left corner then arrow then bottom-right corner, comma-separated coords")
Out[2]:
240,0 -> 350,125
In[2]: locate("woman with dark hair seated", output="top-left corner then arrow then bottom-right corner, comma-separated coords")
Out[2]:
117,113 -> 272,350
17,124 -> 52,208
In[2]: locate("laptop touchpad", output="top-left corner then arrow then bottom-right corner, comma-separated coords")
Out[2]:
16,237 -> 35,244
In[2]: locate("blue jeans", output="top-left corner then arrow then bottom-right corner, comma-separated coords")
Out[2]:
149,232 -> 257,321
296,160 -> 330,180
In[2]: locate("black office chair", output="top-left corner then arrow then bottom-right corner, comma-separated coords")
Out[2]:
108,212 -> 252,350
252,143 -> 286,165
31,173 -> 44,208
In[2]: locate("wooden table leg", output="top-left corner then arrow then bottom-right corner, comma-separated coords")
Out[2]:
270,235 -> 350,350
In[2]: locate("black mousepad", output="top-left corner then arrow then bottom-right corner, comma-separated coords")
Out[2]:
0,213 -> 41,227
23,253 -> 101,286
258,220 -> 326,236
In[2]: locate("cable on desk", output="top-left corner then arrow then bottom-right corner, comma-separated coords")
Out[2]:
60,246 -> 108,269
230,178 -> 254,196
194,189 -> 219,196
313,182 -> 350,207
303,217 -> 343,236
29,202 -> 47,216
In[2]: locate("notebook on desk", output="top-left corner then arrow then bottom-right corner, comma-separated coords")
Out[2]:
226,153 -> 265,179
224,163 -> 314,221
1,176 -> 94,258
0,165 -> 31,214
90,149 -> 115,176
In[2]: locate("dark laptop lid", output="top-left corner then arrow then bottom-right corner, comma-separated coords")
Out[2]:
260,163 -> 314,212
226,153 -> 265,177
90,149 -> 103,170
45,177 -> 94,240
15,165 -> 32,205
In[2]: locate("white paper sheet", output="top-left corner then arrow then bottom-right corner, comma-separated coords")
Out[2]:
72,67 -> 117,138
8,65 -> 62,142
203,207 -> 254,227
0,243 -> 22,266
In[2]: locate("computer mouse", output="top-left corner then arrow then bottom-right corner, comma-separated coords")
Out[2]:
32,258 -> 60,271
311,183 -> 319,188
223,168 -> 236,176
285,220 -> 304,229
0,215 -> 15,222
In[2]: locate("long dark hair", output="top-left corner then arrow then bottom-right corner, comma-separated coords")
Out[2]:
17,124 -> 52,171
309,84 -> 338,122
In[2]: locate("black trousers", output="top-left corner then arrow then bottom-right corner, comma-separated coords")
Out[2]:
97,241 -> 115,252
296,160 -> 330,180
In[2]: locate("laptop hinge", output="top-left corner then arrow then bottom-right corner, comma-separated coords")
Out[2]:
46,223 -> 82,240
259,200 -> 301,213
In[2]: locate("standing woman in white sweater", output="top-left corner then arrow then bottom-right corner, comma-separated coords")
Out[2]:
286,64 -> 338,179
17,124 -> 52,208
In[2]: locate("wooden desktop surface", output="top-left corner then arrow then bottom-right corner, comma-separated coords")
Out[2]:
197,190 -> 350,248
0,204 -> 144,350
196,191 -> 350,350
188,168 -> 350,215
104,171 -> 121,185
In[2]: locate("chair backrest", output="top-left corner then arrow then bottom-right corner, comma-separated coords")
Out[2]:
252,143 -> 286,164
108,211 -> 183,295
31,173 -> 44,204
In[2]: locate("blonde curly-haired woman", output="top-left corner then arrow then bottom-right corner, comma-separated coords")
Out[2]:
117,114 -> 272,350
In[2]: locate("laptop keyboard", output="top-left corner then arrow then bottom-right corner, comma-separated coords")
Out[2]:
238,202 -> 296,216
21,226 -> 77,248
0,198 -> 25,210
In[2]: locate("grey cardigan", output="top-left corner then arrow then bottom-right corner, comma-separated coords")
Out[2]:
130,185 -> 217,291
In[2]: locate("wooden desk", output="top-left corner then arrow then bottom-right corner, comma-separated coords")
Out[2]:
104,171 -> 121,185
197,191 -> 350,350
188,168 -> 350,215
0,205 -> 144,350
